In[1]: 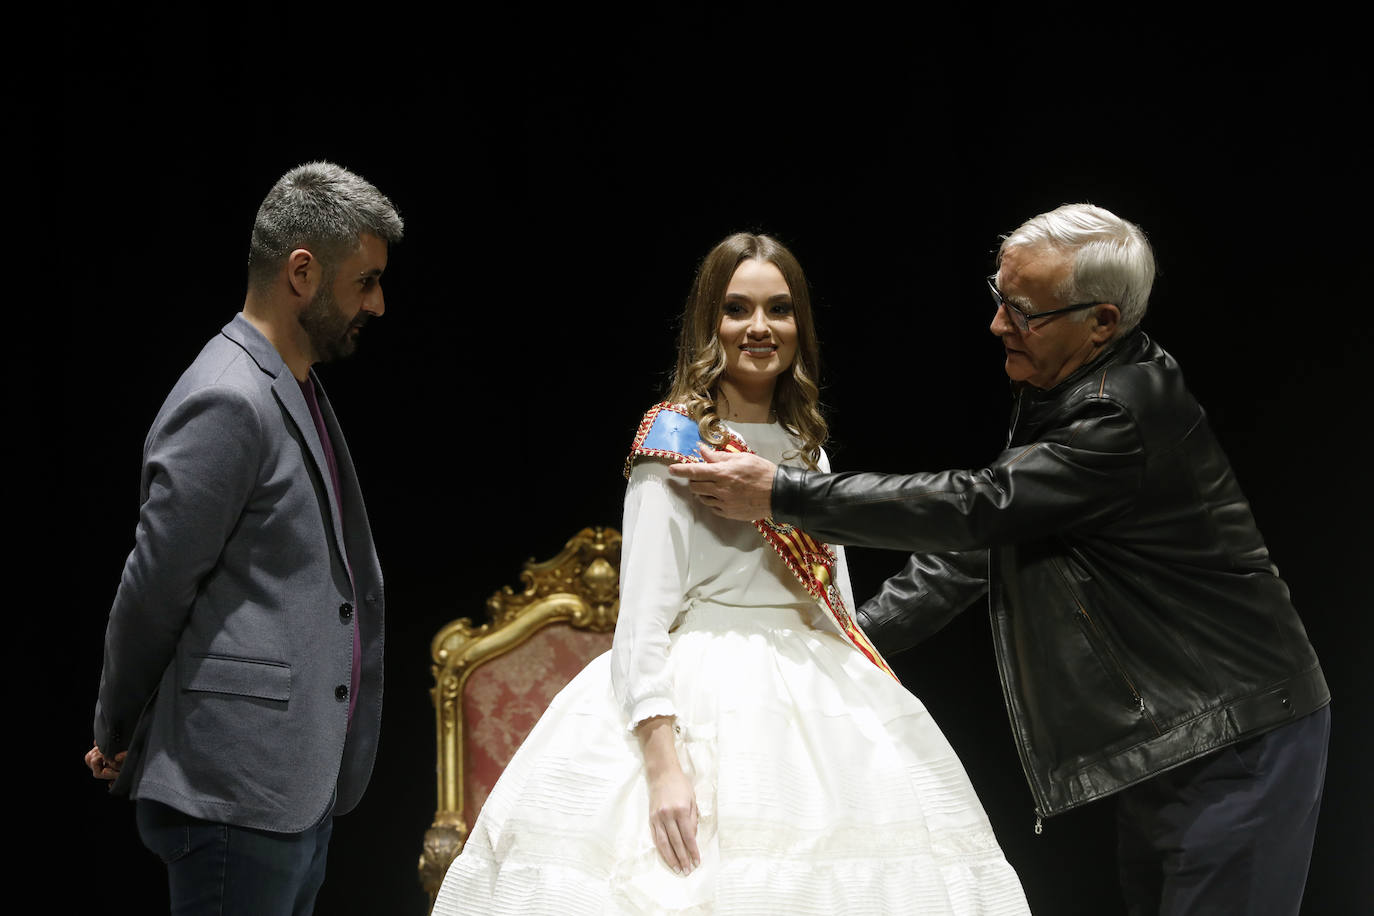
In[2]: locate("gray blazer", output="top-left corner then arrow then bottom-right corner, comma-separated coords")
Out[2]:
94,315 -> 385,833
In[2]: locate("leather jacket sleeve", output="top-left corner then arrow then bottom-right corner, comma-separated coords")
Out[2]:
771,395 -> 1144,553
858,550 -> 988,656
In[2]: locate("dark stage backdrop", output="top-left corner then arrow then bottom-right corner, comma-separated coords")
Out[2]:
53,10 -> 1369,914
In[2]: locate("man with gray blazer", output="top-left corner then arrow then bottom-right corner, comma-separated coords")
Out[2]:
86,162 -> 403,914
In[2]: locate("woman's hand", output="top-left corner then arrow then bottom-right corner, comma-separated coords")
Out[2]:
635,716 -> 701,875
647,763 -> 700,875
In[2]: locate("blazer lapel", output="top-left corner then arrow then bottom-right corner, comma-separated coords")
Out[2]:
221,316 -> 353,579
274,374 -> 352,571
312,376 -> 380,589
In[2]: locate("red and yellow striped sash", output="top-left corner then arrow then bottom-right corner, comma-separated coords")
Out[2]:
627,402 -> 897,681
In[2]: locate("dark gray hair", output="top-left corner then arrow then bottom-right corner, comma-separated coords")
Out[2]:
247,161 -> 404,290
999,203 -> 1155,335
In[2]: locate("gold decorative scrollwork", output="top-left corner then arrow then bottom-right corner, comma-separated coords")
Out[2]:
419,526 -> 621,911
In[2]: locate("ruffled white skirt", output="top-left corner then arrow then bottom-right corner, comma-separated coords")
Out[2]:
432,604 -> 1029,915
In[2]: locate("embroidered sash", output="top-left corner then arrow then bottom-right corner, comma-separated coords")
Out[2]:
626,402 -> 897,681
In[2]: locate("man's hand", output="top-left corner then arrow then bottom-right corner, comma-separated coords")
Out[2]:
669,448 -> 777,521
85,741 -> 126,780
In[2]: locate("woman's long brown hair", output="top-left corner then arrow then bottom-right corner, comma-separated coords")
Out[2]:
665,232 -> 827,468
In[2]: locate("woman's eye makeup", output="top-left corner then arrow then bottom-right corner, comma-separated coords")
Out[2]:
722,299 -> 793,317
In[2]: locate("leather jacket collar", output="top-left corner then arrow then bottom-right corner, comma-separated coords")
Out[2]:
1009,329 -> 1150,444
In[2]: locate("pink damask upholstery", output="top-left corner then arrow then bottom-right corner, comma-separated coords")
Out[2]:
461,625 -> 612,824
420,526 -> 621,910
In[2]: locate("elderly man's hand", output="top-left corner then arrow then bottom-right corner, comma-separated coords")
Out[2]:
669,447 -> 777,521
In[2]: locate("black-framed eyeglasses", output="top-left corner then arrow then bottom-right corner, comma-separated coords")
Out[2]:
986,277 -> 1106,333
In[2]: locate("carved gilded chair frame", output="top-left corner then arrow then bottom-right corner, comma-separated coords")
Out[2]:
419,526 -> 621,907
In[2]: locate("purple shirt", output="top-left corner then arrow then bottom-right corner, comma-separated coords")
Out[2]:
299,375 -> 361,727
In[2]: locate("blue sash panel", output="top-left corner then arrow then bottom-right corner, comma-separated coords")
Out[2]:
638,407 -> 703,461
623,401 -> 897,680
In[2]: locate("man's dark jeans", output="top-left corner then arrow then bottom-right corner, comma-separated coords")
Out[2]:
136,799 -> 333,916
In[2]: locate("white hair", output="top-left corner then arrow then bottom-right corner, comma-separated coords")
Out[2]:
999,203 -> 1155,335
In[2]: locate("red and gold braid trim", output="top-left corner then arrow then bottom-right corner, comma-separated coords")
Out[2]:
624,402 -> 897,681
755,519 -> 897,681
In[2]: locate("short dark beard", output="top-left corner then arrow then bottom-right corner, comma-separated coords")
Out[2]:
298,279 -> 365,364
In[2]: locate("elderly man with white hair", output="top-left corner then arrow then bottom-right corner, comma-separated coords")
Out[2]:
671,204 -> 1329,915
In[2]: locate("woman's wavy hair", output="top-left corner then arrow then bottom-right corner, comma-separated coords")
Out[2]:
665,232 -> 827,468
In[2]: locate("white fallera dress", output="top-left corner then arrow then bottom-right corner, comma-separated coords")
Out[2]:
433,420 -> 1029,915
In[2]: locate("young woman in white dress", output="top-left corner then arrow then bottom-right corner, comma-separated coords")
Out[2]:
432,233 -> 1029,915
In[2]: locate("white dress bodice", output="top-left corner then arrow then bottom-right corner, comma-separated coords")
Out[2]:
611,419 -> 856,728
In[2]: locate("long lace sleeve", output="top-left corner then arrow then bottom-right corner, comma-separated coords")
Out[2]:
611,459 -> 693,730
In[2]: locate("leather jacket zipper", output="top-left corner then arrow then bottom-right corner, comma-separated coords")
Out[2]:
994,641 -> 1053,834
1007,388 -> 1025,447
1075,603 -> 1151,719
996,401 -> 1056,832
1050,556 -> 1155,722
988,580 -> 1055,830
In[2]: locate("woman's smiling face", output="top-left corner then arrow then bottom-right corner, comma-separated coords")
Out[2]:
716,258 -> 798,395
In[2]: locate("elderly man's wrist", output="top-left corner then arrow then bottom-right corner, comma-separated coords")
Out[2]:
771,465 -> 807,526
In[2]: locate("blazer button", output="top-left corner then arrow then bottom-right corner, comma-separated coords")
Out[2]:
335,685 -> 349,701
339,602 -> 353,621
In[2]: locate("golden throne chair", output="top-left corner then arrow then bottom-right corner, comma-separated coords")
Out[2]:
418,526 -> 621,908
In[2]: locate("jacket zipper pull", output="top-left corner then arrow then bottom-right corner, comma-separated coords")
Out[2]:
1034,814 -> 1043,835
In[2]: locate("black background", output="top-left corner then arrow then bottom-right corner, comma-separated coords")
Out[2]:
50,8 -> 1369,914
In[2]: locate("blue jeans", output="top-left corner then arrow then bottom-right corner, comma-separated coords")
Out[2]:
136,800 -> 334,916
1116,705 -> 1330,916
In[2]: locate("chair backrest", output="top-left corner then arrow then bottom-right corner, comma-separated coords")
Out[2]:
418,526 -> 620,908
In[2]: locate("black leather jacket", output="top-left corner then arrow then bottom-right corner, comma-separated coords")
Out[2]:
772,331 -> 1328,818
